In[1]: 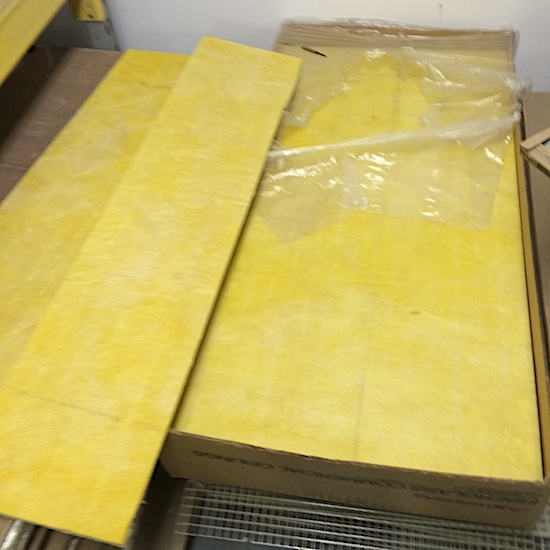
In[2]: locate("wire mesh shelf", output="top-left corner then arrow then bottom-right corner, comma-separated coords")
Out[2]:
176,481 -> 550,550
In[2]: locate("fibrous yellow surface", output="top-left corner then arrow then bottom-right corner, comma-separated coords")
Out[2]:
0,40 -> 300,544
0,0 -> 65,85
173,45 -> 542,481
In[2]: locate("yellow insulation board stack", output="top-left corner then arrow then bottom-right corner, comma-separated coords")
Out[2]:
173,44 -> 542,482
0,40 -> 301,544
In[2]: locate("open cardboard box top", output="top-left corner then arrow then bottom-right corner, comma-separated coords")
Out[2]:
161,21 -> 550,530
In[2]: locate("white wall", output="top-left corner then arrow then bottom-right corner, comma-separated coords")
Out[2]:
106,0 -> 550,91
39,3 -> 117,50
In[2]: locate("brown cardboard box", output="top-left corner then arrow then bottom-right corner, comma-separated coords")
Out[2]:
161,24 -> 550,529
522,93 -> 550,341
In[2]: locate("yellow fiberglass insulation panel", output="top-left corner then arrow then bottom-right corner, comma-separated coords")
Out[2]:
0,40 -> 301,544
0,50 -> 189,384
173,45 -> 542,482
0,0 -> 65,85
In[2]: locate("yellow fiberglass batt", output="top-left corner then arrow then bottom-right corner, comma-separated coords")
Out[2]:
0,40 -> 300,544
0,0 -> 65,85
0,49 -> 189,383
173,44 -> 542,482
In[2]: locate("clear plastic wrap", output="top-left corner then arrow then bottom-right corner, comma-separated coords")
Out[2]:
262,19 -> 526,240
281,45 -> 529,128
258,116 -> 517,242
401,49 -> 530,126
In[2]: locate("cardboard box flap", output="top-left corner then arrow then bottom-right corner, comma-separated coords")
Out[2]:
162,430 -> 550,529
0,40 -> 301,545
520,92 -> 550,481
275,18 -> 518,54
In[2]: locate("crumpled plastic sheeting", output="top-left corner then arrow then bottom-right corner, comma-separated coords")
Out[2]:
400,49 -> 530,125
282,47 -> 366,127
283,47 -> 529,128
258,116 -> 517,242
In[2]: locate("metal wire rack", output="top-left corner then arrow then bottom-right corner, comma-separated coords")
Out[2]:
176,481 -> 550,550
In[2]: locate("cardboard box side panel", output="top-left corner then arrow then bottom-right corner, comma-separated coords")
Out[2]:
516,132 -> 550,480
521,94 -> 550,481
275,21 -> 516,51
162,432 -> 548,529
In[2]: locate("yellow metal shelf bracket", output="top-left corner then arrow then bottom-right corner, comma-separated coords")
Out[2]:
68,0 -> 105,21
